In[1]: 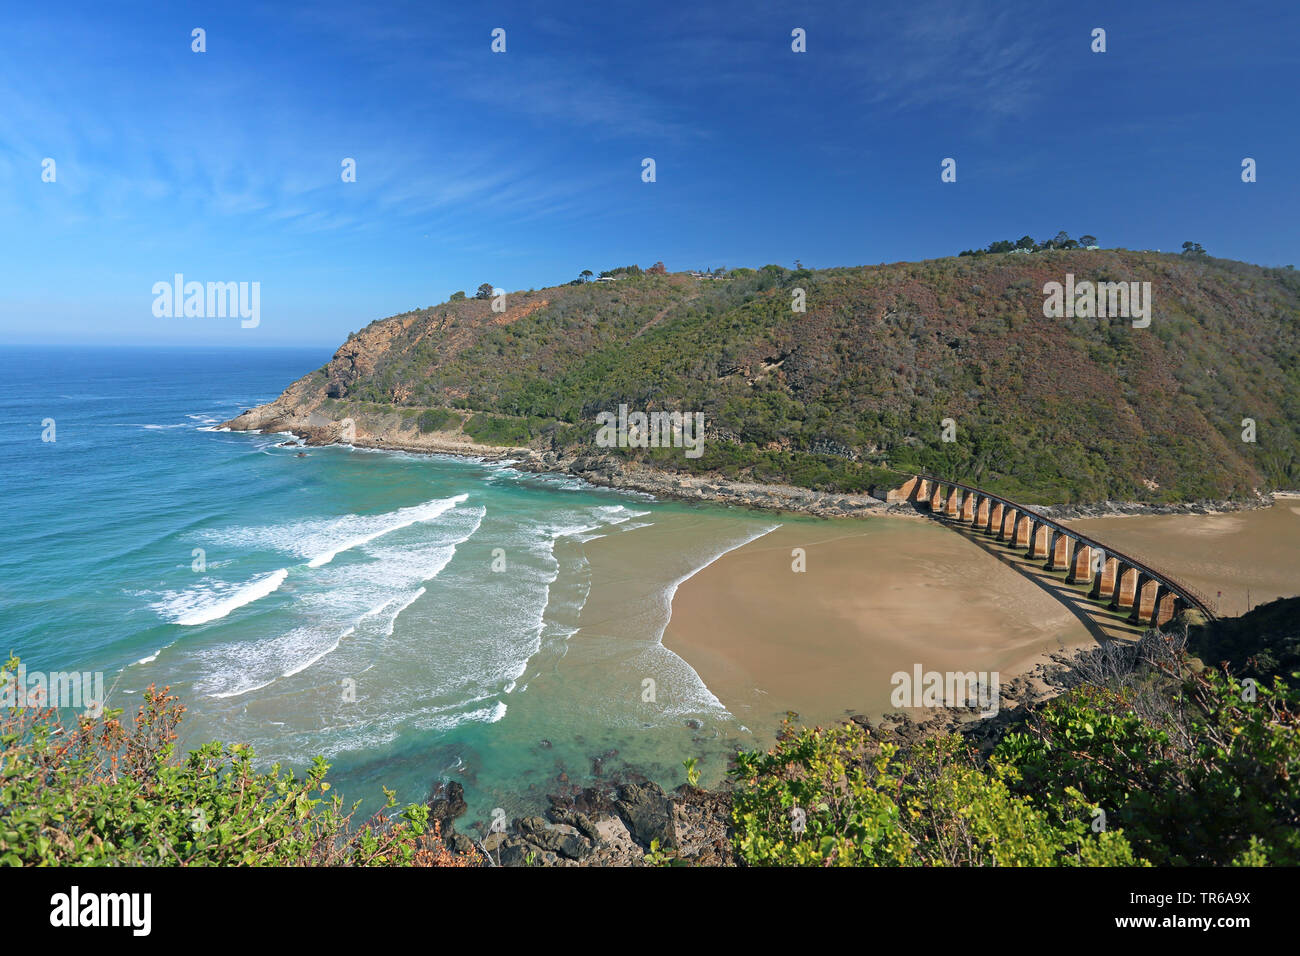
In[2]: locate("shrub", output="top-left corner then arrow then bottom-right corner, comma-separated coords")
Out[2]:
416,408 -> 460,433
728,718 -> 1138,866
0,656 -> 474,867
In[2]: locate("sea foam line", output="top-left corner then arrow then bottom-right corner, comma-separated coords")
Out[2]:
174,568 -> 289,626
656,524 -> 782,646
307,493 -> 468,567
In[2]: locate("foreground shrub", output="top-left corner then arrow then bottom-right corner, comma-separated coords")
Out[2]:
0,657 -> 473,866
729,719 -> 1138,866
996,667 -> 1300,865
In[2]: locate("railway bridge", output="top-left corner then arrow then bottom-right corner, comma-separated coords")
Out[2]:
889,474 -> 1218,626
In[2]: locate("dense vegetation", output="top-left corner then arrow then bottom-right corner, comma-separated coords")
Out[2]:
295,250 -> 1300,503
727,601 -> 1300,867
958,229 -> 1101,256
0,657 -> 470,866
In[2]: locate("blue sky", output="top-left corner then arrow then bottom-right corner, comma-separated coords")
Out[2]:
2,0 -> 1296,347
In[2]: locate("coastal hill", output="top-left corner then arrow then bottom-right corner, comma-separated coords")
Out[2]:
226,251 -> 1300,505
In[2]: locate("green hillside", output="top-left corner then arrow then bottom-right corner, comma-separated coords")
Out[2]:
264,250 -> 1300,504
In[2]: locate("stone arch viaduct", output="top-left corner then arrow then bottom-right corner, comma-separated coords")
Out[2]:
889,474 -> 1218,626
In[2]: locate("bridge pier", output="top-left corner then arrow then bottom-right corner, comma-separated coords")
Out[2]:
1131,577 -> 1161,625
1115,566 -> 1141,612
1047,530 -> 1073,571
960,492 -> 977,522
911,478 -> 929,504
1155,591 -> 1181,627
930,484 -> 943,512
1090,555 -> 1119,603
1027,521 -> 1050,560
987,501 -> 1003,535
945,488 -> 961,518
1013,513 -> 1032,548
974,495 -> 989,527
1068,543 -> 1093,584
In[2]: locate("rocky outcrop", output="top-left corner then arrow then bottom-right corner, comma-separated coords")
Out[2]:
463,778 -> 734,867
428,781 -> 468,828
1038,496 -> 1273,520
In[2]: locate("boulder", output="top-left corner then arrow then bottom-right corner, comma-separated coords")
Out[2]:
427,780 -> 468,828
618,782 -> 681,849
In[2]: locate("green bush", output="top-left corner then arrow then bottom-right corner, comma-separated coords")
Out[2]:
729,718 -> 1139,866
995,669 -> 1300,865
416,408 -> 460,433
0,656 -> 473,867
462,413 -> 542,446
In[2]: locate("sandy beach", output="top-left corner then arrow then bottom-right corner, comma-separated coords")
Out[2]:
660,515 -> 1102,733
661,500 -> 1300,735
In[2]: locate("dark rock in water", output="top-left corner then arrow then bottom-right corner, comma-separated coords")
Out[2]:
685,718 -> 704,730
427,780 -> 468,827
497,836 -> 535,867
566,811 -> 603,844
592,757 -> 603,776
539,739 -> 552,749
557,785 -> 620,819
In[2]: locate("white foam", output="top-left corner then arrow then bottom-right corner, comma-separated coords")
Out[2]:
160,568 -> 289,626
301,494 -> 470,567
201,494 -> 471,568
656,525 -> 781,644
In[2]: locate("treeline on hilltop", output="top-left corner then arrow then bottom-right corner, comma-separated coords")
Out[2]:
959,230 -> 1101,256
297,250 -> 1300,504
959,233 -> 1220,259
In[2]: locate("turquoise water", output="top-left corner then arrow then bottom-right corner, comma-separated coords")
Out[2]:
0,347 -> 774,825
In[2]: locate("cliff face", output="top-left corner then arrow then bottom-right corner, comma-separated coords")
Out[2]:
224,253 -> 1300,504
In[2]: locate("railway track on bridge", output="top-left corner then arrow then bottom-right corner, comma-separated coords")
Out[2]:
910,473 -> 1219,622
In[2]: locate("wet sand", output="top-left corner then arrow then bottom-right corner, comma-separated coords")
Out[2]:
661,516 -> 1099,733
662,500 -> 1300,735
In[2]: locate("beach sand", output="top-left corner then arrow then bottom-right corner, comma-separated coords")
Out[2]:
661,500 -> 1300,738
660,516 -> 1103,734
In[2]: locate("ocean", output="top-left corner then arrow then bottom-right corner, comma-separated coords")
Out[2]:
0,346 -> 775,823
